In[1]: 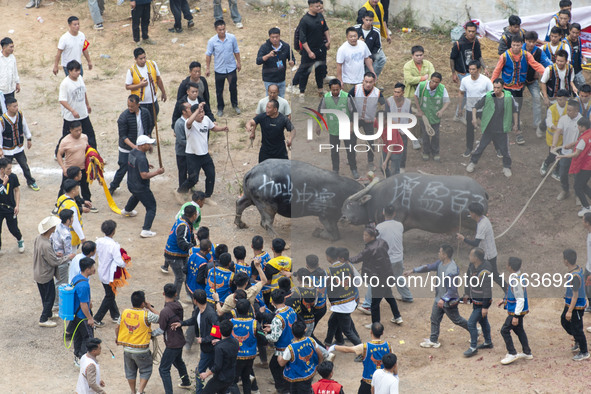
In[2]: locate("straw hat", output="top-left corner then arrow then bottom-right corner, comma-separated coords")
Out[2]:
38,216 -> 61,234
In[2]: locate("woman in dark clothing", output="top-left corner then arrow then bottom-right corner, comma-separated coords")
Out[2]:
350,226 -> 402,326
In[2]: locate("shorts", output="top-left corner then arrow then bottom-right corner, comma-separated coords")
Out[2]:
124,350 -> 153,380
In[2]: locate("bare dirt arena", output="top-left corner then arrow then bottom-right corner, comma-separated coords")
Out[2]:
2,0 -> 591,392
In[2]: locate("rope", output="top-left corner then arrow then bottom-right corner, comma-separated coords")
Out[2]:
222,119 -> 244,194
151,336 -> 163,365
495,159 -> 558,239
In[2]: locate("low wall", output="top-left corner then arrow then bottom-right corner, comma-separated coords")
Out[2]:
252,0 -> 562,28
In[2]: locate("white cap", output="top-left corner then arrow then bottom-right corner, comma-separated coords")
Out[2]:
38,216 -> 61,234
136,135 -> 156,146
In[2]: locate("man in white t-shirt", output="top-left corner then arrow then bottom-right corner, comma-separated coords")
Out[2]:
540,49 -> 578,107
255,84 -> 291,119
371,353 -> 399,394
178,103 -> 228,204
52,16 -> 93,77
336,27 -> 374,91
553,99 -> 582,201
57,60 -> 97,154
457,202 -> 503,291
125,47 -> 168,124
459,60 -> 493,157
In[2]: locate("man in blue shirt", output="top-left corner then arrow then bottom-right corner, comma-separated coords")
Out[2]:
205,19 -> 241,118
71,257 -> 97,367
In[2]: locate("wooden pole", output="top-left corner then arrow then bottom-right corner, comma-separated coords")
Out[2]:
147,73 -> 163,168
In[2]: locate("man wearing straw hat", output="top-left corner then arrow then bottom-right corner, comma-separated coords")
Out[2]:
33,216 -> 76,328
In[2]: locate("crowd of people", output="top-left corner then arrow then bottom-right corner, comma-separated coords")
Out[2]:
2,0 -> 591,392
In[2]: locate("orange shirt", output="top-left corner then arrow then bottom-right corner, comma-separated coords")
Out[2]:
491,51 -> 546,90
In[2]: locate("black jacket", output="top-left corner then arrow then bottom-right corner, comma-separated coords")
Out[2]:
210,336 -> 239,383
256,39 -> 296,83
181,303 -> 218,353
350,238 -> 394,280
354,24 -> 382,56
176,76 -> 211,108
171,94 -> 215,129
117,107 -> 153,151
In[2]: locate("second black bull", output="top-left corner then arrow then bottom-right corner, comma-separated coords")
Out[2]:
341,173 -> 489,232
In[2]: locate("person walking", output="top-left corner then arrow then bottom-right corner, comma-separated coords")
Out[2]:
291,0 -> 330,98
130,0 -> 156,45
120,135 -> 165,238
246,99 -> 295,163
33,216 -> 74,328
76,338 -> 106,394
205,19 -> 241,117
109,94 -> 154,195
404,244 -> 469,348
355,10 -> 387,78
71,257 -> 98,367
466,79 -> 518,178
336,27 -> 374,92
50,209 -> 74,310
256,28 -> 295,97
0,97 -> 39,190
0,158 -> 25,253
213,0 -> 243,29
497,257 -> 533,365
52,16 -> 93,77
168,0 -> 194,33
93,220 -> 127,327
164,205 -> 197,301
199,319 -> 240,393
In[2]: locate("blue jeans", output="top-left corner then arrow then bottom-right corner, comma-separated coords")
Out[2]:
195,350 -> 215,394
264,81 -> 286,97
159,347 -> 189,394
525,81 -> 542,127
88,0 -> 103,25
369,50 -> 387,78
468,305 -> 491,348
213,0 -> 241,23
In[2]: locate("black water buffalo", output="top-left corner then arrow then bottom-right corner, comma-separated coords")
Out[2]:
235,159 -> 364,240
341,173 -> 489,232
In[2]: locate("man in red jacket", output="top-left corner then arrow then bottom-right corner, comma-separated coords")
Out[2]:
312,361 -> 344,394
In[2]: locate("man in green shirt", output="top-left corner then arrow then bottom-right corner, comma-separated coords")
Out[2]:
317,79 -> 358,178
414,72 -> 450,162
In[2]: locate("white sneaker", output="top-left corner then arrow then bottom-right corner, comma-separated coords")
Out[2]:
517,352 -> 533,360
412,140 -> 421,150
500,353 -> 518,365
357,305 -> 371,315
391,317 -> 403,325
503,168 -> 512,178
536,126 -> 544,138
140,230 -> 157,238
38,321 -> 57,328
420,339 -> 441,348
466,162 -> 475,173
326,352 -> 336,362
453,115 -> 463,123
236,22 -> 243,29
578,207 -> 591,217
364,323 -> 372,329
121,209 -> 138,217
25,0 -> 35,7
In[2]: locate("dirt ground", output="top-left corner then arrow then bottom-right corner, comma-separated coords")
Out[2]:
2,0 -> 591,392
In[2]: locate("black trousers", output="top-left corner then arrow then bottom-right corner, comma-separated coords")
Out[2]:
500,315 -> 531,355
399,134 -> 408,169
176,154 -> 188,189
561,305 -> 588,353
325,311 -> 362,345
358,380 -> 372,394
381,0 -> 390,23
470,131 -> 511,168
4,150 -> 35,185
132,3 -> 151,42
159,347 -> 190,394
290,379 -> 313,393
124,189 -> 157,230
293,48 -> 327,93
140,101 -> 159,125
93,283 -> 120,323
180,153 -> 215,197
73,316 -> 94,358
0,211 -> 22,248
269,354 -> 289,393
37,279 -> 55,323
203,377 -> 233,394
214,70 -> 238,110
57,117 -> 97,156
360,121 -> 375,164
110,151 -> 129,191
487,256 -> 506,292
329,133 -> 357,172
59,170 -> 92,202
575,170 -> 591,209
235,358 -> 254,394
170,0 -> 193,29
509,88 -> 523,131
370,285 -> 401,324
465,111 -> 482,151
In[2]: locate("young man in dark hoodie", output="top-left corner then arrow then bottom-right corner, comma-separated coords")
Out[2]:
173,289 -> 218,394
154,283 -> 191,393
177,61 -> 211,109
450,21 -> 488,123
497,15 -> 525,55
200,319 -> 239,393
